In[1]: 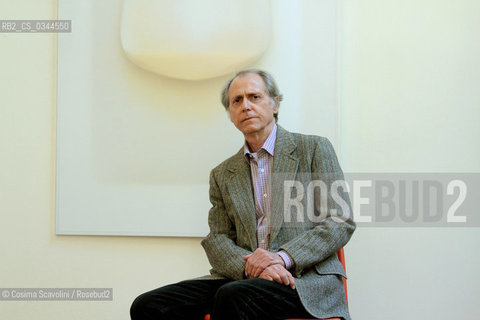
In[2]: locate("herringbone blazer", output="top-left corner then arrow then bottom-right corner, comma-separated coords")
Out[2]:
200,125 -> 356,319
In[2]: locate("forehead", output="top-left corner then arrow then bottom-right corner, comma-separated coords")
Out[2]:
228,73 -> 268,97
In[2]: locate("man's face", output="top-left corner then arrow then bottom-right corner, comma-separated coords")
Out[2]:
227,73 -> 278,136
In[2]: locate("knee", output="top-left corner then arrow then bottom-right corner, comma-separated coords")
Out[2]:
214,281 -> 239,303
130,292 -> 154,320
213,280 -> 263,319
214,281 -> 236,302
214,280 -> 256,304
212,282 -> 241,319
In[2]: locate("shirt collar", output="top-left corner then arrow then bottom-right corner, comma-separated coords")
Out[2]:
243,124 -> 277,158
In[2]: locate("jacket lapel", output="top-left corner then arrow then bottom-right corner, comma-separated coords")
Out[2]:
224,126 -> 299,251
225,149 -> 258,250
269,126 -> 299,247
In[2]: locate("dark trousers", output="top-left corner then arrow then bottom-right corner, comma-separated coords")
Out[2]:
130,278 -> 313,320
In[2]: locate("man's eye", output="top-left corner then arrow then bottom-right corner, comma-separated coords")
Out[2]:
253,95 -> 260,99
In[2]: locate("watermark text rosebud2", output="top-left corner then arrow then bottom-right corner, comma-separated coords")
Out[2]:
281,173 -> 479,227
284,180 -> 350,224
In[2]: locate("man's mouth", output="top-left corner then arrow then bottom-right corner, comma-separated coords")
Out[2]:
242,116 -> 255,122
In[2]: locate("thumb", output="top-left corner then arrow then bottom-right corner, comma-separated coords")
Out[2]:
243,254 -> 252,261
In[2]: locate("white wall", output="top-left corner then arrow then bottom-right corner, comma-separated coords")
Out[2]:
341,0 -> 480,319
0,1 -> 210,319
1,0 -> 479,320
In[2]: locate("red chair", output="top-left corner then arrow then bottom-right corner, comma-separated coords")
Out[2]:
205,248 -> 348,320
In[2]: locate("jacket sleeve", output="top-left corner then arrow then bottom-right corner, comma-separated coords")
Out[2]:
200,168 -> 252,280
279,137 -> 356,276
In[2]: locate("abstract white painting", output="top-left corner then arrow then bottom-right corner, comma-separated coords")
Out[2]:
56,0 -> 340,236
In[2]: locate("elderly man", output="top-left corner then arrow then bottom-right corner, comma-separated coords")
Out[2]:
130,69 -> 355,320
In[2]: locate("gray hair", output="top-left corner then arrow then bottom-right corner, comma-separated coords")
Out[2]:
220,69 -> 283,122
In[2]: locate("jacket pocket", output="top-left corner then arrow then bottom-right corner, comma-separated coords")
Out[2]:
314,253 -> 347,278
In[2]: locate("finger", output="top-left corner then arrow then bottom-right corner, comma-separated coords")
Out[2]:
243,254 -> 251,261
260,274 -> 273,281
245,262 -> 252,278
288,273 -> 296,289
278,268 -> 292,286
248,259 -> 260,277
250,257 -> 261,275
246,256 -> 258,276
271,272 -> 282,283
245,268 -> 252,278
248,255 -> 262,277
266,267 -> 283,283
279,272 -> 290,286
252,263 -> 265,278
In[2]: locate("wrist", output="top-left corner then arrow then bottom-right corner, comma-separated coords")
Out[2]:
276,253 -> 286,267
277,250 -> 294,270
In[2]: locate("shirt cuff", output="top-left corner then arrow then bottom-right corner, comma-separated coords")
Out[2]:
277,250 -> 295,270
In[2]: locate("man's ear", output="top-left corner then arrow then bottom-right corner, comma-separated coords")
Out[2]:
272,97 -> 280,114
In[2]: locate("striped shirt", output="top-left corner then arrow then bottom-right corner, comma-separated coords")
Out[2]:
244,124 -> 294,269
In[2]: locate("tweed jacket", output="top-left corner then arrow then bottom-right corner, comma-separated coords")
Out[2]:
200,125 -> 356,319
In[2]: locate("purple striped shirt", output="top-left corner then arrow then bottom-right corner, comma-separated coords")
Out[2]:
244,124 -> 294,269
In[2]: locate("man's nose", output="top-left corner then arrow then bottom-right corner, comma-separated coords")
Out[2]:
242,98 -> 251,111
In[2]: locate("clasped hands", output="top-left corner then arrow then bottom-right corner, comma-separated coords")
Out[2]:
243,248 -> 295,289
